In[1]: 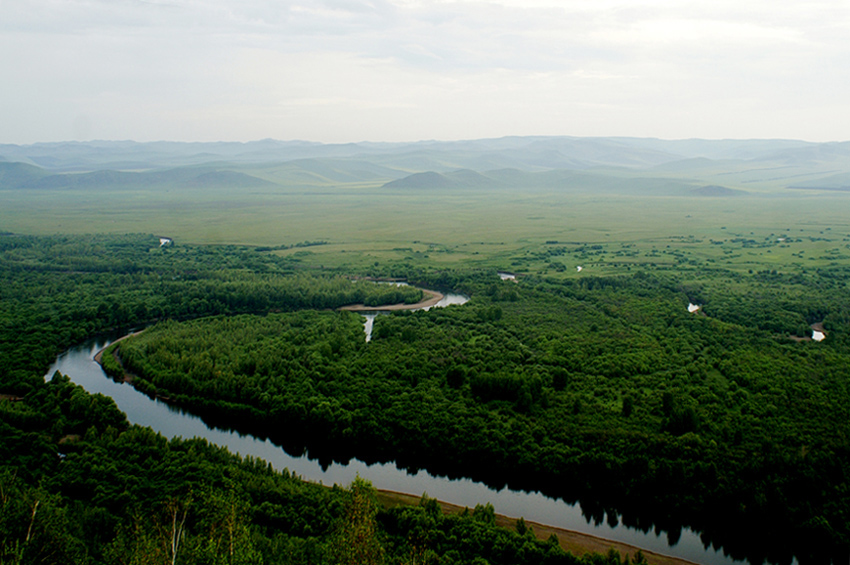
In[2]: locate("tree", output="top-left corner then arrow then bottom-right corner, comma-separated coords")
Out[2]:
622,395 -> 633,418
106,497 -> 190,565
330,476 -> 384,565
198,488 -> 262,565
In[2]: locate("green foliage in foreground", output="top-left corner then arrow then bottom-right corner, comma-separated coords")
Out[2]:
115,271 -> 850,564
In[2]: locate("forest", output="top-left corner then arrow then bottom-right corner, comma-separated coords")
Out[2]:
3,231 -> 850,564
1,233 -> 651,565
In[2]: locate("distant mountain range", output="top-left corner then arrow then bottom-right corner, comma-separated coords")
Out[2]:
3,137 -> 847,172
1,136 -> 849,195
0,162 -> 278,191
381,168 -> 699,196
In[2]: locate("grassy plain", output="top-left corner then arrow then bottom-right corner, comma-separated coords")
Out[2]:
4,178 -> 850,277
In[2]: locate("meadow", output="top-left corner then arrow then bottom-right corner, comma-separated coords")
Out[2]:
4,176 -> 850,278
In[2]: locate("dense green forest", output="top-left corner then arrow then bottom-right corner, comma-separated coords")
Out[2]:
1,233 -> 643,565
110,268 -> 850,564
3,232 -> 850,563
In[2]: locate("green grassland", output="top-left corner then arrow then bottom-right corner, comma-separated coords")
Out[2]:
4,137 -> 850,277
4,176 -> 849,278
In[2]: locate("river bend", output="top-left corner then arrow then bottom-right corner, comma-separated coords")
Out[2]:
47,324 -> 741,565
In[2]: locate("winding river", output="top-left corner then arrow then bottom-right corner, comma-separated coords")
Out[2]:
44,298 -> 744,565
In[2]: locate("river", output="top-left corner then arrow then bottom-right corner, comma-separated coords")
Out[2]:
45,319 -> 744,565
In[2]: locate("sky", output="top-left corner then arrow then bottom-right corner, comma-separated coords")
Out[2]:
1,0 -> 849,144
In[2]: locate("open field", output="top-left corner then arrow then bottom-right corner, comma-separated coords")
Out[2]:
4,137 -> 850,278
4,183 -> 850,277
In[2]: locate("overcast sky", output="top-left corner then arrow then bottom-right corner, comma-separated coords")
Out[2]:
2,0 -> 848,144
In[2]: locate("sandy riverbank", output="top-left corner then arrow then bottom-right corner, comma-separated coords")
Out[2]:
338,288 -> 444,312
376,490 -> 699,565
93,330 -> 146,364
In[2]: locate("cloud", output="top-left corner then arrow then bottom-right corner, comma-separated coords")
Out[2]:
1,0 -> 848,142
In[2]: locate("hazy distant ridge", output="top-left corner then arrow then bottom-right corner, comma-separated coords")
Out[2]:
2,136 -> 849,193
0,136 -> 831,173
0,163 -> 278,190
385,167 -> 725,196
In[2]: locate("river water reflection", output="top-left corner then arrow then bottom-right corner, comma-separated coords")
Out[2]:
46,327 -> 743,565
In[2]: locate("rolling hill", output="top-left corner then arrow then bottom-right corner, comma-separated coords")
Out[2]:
383,167 -> 715,196
0,163 -> 279,191
2,136 -> 850,195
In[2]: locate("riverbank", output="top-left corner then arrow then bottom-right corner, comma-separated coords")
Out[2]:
93,329 -> 145,364
376,490 -> 698,565
338,288 -> 444,311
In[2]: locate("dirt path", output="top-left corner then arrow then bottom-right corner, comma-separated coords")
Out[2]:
93,330 -> 146,364
338,288 -> 444,312
376,490 -> 700,565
